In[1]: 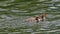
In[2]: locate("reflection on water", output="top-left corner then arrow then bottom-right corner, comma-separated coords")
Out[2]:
0,0 -> 60,34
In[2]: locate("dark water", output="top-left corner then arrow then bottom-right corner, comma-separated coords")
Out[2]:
0,0 -> 60,34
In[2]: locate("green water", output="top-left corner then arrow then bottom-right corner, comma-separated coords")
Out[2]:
0,0 -> 60,34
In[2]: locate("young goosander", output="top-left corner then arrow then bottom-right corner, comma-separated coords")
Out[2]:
24,13 -> 46,22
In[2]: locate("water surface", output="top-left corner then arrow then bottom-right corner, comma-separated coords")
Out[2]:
0,0 -> 60,34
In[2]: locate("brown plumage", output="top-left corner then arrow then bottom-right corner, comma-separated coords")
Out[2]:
40,13 -> 46,21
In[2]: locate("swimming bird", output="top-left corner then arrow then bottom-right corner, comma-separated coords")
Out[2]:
24,13 -> 46,22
